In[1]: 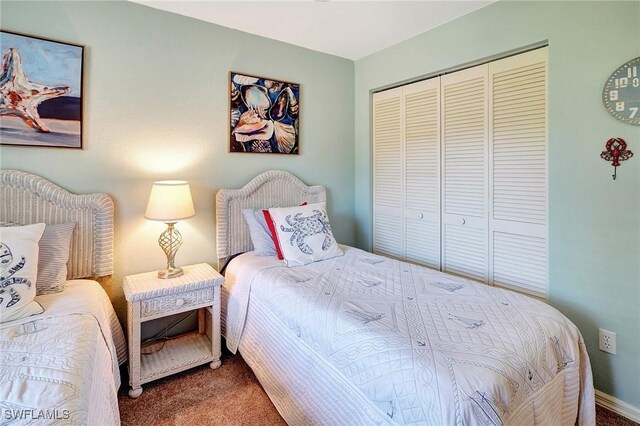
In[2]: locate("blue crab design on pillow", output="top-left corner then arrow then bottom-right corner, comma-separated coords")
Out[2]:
280,210 -> 334,255
0,242 -> 31,309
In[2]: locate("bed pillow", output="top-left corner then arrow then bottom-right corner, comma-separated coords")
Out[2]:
36,222 -> 75,295
242,209 -> 278,256
262,202 -> 308,260
262,210 -> 285,260
268,202 -> 343,267
0,223 -> 46,323
242,203 -> 308,259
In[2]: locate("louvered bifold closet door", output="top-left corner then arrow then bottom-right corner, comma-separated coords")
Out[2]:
373,87 -> 404,259
403,79 -> 441,268
489,47 -> 548,296
441,65 -> 489,282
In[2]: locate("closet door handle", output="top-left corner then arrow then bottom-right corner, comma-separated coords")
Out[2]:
419,213 -> 424,219
459,217 -> 466,225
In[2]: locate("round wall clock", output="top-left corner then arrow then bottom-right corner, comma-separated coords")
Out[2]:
602,57 -> 640,126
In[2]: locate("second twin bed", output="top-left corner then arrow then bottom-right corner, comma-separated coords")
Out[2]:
218,170 -> 595,426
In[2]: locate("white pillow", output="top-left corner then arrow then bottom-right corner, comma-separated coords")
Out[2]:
268,202 -> 343,267
242,209 -> 278,256
1,222 -> 76,294
0,223 -> 46,323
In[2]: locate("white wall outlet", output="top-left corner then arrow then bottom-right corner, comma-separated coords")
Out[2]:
598,329 -> 617,355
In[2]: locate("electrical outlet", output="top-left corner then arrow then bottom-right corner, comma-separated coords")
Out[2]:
599,329 -> 617,355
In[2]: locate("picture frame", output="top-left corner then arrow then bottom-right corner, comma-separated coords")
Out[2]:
0,30 -> 84,149
229,71 -> 300,154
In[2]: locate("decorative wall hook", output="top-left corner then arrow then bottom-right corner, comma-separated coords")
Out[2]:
600,138 -> 633,180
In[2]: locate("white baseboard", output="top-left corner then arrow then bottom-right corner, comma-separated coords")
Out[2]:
595,389 -> 640,423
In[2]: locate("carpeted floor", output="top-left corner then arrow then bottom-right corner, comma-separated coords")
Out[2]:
119,351 -> 638,426
118,350 -> 286,426
596,405 -> 640,426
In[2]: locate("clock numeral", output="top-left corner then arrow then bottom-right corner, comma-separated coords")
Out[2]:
616,77 -> 629,88
604,59 -> 640,125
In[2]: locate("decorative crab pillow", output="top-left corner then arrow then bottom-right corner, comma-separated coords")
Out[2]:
268,202 -> 343,267
0,223 -> 46,323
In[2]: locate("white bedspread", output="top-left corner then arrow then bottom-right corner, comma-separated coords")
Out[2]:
223,246 -> 595,425
0,280 -> 125,425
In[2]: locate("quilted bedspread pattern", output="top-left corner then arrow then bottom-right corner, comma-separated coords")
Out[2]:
223,246 -> 595,425
0,281 -> 124,425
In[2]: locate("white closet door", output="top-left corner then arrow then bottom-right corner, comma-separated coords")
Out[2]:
373,87 -> 404,259
403,78 -> 441,268
441,64 -> 489,282
489,48 -> 548,296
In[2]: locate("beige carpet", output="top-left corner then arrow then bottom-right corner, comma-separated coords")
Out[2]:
119,351 -> 637,425
596,405 -> 640,426
118,350 -> 286,426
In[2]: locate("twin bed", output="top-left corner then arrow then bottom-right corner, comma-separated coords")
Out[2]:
0,169 -> 595,425
0,170 -> 126,424
217,170 -> 596,425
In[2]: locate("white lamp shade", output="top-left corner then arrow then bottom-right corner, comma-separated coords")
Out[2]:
145,180 -> 195,222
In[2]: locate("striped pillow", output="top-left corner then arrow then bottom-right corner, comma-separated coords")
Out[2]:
36,222 -> 75,295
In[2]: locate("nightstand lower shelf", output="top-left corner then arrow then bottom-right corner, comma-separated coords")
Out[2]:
140,332 -> 214,384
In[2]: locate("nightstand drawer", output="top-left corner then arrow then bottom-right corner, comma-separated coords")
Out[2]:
140,287 -> 214,318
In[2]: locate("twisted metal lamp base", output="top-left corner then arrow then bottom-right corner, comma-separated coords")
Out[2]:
157,222 -> 183,279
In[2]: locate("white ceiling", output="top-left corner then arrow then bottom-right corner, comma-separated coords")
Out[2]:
131,1 -> 493,60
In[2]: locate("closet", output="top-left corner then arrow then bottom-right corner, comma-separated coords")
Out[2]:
373,47 -> 548,296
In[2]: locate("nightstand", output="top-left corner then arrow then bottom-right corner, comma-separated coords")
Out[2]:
123,263 -> 223,398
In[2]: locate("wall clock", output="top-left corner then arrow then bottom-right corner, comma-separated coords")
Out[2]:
602,57 -> 640,126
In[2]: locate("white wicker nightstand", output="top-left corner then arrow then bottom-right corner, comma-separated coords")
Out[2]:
123,263 -> 223,398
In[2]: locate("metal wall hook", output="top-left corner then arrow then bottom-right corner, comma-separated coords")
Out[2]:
601,138 -> 633,180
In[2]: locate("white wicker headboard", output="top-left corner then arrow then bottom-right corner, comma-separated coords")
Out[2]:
216,170 -> 326,263
0,169 -> 114,279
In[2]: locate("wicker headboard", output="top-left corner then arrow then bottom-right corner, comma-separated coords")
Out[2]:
0,169 -> 114,279
216,170 -> 326,263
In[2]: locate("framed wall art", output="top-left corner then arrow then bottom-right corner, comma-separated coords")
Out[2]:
0,30 -> 84,149
230,72 -> 299,154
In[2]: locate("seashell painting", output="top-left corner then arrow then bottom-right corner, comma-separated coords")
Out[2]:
1,30 -> 84,149
230,72 -> 300,154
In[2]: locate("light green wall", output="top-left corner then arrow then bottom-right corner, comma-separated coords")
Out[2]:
2,0 -> 639,410
0,1 -> 355,318
354,1 -> 640,407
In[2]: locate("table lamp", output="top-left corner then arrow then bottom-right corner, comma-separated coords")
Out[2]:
145,180 -> 195,279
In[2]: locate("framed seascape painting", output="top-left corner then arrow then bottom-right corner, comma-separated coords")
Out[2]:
0,30 -> 84,149
230,72 -> 299,154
